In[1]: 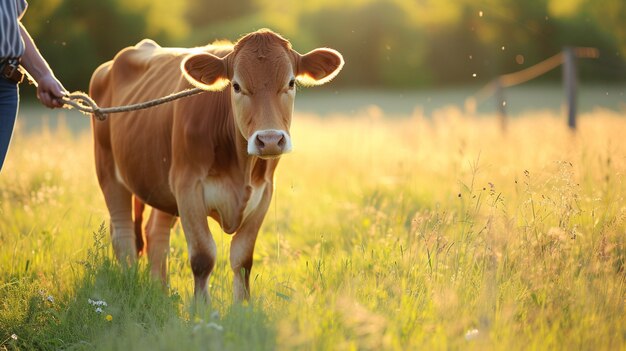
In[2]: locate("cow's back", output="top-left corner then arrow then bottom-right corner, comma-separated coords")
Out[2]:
90,40 -> 219,214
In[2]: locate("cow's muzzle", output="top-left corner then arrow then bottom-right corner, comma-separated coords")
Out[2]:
247,129 -> 292,158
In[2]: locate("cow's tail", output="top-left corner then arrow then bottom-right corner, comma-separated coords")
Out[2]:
133,196 -> 146,256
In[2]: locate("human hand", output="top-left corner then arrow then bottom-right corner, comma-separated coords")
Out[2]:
36,74 -> 67,108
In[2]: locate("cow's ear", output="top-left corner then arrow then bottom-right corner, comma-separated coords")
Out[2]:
295,48 -> 344,86
181,53 -> 230,91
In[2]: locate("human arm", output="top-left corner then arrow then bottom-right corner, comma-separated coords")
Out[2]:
18,23 -> 67,108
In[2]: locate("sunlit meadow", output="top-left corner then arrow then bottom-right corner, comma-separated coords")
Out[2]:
0,105 -> 625,350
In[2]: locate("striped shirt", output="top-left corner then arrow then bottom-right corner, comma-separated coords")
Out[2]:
0,0 -> 28,58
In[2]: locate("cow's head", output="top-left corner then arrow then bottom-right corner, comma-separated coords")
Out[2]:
181,29 -> 344,159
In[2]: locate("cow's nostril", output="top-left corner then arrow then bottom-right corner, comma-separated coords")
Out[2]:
277,135 -> 286,148
255,135 -> 265,149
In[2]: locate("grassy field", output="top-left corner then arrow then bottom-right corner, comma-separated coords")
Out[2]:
0,105 -> 625,350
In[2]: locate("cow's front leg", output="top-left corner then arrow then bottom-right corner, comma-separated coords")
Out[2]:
230,185 -> 272,302
175,180 -> 216,301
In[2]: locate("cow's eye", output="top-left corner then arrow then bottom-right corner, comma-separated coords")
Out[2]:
288,79 -> 295,89
233,82 -> 241,93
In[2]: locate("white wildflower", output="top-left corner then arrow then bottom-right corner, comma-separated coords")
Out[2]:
465,328 -> 479,341
47,295 -> 54,303
95,307 -> 103,314
11,334 -> 18,340
192,321 -> 224,334
206,322 -> 224,332
88,299 -> 108,307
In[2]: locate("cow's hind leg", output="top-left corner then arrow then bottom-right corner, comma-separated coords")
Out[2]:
91,66 -> 135,265
133,196 -> 146,255
145,208 -> 176,284
102,181 -> 137,265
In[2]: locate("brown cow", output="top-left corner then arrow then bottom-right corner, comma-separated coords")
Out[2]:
89,29 -> 343,301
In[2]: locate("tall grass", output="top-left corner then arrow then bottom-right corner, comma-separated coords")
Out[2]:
1,108 -> 625,350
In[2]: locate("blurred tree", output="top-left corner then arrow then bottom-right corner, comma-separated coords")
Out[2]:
22,0 -> 188,92
18,0 -> 626,92
468,0 -> 559,80
423,5 -> 487,85
122,0 -> 189,40
300,1 -> 431,87
585,0 -> 626,57
186,0 -> 258,27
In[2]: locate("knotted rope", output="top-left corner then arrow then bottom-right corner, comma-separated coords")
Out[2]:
61,88 -> 206,121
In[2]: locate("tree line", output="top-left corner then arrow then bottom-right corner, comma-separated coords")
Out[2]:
23,0 -> 626,92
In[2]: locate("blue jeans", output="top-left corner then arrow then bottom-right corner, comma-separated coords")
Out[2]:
0,77 -> 19,172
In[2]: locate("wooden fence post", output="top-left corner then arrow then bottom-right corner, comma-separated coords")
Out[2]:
470,47 -> 596,131
563,47 -> 577,130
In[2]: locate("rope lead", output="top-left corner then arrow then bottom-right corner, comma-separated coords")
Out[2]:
60,88 -> 206,121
